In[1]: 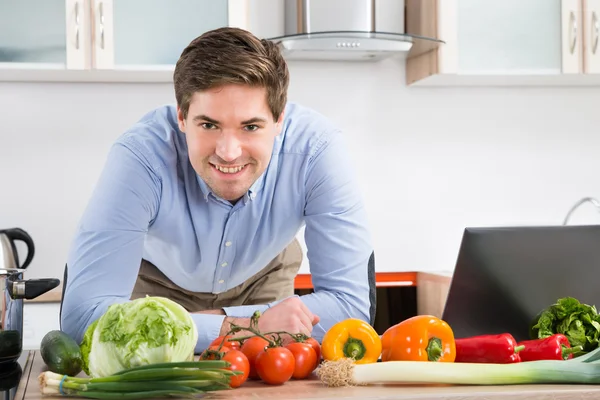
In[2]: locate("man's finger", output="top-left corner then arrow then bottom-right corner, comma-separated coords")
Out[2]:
298,311 -> 314,334
298,300 -> 316,321
312,314 -> 320,325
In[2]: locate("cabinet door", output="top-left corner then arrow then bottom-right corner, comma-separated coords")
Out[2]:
584,0 -> 600,73
0,0 -> 89,70
92,0 -> 249,70
456,0 -> 581,74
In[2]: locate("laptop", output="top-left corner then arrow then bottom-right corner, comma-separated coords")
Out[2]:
441,225 -> 600,342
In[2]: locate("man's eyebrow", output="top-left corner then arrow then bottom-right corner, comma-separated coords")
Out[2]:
192,114 -> 220,124
241,117 -> 267,125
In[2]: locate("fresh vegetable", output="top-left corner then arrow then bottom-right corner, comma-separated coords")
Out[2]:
321,318 -> 381,364
455,333 -> 523,364
304,337 -> 322,361
210,335 -> 241,351
38,360 -> 241,399
40,330 -> 83,376
0,330 -> 21,360
255,346 -> 295,385
240,336 -> 269,379
79,296 -> 198,378
518,333 -> 583,361
316,345 -> 600,387
199,345 -> 250,388
530,297 -> 600,355
285,342 -> 318,379
381,315 -> 455,362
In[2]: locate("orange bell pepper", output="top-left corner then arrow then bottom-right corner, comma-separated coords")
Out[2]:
321,318 -> 382,364
381,315 -> 456,362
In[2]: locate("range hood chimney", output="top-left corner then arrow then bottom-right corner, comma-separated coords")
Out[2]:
267,0 -> 444,62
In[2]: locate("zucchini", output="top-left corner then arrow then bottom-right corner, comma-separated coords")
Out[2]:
0,330 -> 21,360
40,330 -> 83,376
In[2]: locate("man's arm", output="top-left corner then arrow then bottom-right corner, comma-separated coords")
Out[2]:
60,139 -> 227,353
297,129 -> 373,341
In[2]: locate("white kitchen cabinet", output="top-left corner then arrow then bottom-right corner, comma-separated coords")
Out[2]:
406,0 -> 600,86
0,0 -> 88,71
0,0 -> 249,82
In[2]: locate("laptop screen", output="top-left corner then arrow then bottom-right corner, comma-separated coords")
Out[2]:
441,225 -> 600,342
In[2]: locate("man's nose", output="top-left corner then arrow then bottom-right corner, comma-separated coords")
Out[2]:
215,132 -> 242,162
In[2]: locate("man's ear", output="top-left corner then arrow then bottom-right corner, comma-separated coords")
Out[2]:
176,105 -> 186,133
275,109 -> 285,134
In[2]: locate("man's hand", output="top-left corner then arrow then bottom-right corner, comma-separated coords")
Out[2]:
258,297 -> 320,337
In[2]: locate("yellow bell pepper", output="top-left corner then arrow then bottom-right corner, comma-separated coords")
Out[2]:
321,318 -> 382,364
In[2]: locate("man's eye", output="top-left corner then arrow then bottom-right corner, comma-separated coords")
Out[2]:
201,123 -> 217,130
244,125 -> 259,132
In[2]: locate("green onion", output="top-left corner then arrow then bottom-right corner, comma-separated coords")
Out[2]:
38,360 -> 238,399
316,346 -> 600,387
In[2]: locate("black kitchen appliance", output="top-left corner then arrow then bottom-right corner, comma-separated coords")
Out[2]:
0,227 -> 60,388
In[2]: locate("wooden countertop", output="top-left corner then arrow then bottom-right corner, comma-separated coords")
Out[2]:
16,350 -> 600,400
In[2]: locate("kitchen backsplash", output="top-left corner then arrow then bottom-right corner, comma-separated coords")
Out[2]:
1,58 -> 600,280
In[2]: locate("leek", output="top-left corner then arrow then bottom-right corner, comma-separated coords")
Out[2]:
38,360 -> 240,399
316,345 -> 600,387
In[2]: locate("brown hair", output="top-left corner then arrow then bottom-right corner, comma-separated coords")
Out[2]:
174,27 -> 289,121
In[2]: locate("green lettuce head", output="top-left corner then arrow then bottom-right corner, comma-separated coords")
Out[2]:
80,296 -> 198,377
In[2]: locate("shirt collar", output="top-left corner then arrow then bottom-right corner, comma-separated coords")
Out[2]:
195,169 -> 266,204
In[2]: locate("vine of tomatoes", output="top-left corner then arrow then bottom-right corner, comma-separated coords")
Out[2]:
205,312 -> 323,387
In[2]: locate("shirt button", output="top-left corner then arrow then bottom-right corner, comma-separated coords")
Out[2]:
221,262 -> 228,267
218,279 -> 225,284
225,241 -> 232,247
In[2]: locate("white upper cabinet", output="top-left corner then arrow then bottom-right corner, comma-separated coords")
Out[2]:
92,0 -> 248,70
406,0 -> 600,86
0,0 -> 88,70
0,0 -> 249,81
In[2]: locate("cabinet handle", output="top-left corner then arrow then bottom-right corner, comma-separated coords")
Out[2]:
593,11 -> 599,55
98,2 -> 105,50
569,11 -> 578,54
74,1 -> 80,50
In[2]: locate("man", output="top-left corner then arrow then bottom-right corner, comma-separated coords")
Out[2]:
60,27 -> 374,353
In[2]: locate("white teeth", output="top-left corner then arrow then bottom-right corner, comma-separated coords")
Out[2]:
215,165 -> 244,174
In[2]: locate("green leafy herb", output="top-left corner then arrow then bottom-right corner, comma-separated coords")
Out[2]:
530,297 -> 600,355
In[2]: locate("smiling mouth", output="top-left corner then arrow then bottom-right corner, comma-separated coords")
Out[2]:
211,164 -> 246,174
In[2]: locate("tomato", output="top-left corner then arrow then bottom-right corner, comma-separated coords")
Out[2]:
285,342 -> 317,379
210,335 -> 241,351
223,349 -> 250,388
255,346 -> 295,385
304,337 -> 321,362
240,336 -> 270,379
200,345 -> 231,360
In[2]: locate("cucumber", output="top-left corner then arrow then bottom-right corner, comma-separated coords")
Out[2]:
0,330 -> 22,360
40,330 -> 83,376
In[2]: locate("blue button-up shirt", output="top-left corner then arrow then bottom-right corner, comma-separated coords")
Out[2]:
61,102 -> 373,352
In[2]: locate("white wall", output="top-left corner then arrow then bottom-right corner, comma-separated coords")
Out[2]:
2,58 -> 600,283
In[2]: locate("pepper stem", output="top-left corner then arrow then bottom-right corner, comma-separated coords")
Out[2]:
343,337 -> 366,361
426,337 -> 443,361
514,345 -> 525,353
562,345 -> 584,359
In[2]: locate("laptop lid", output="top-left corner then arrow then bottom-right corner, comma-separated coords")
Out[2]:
441,225 -> 600,342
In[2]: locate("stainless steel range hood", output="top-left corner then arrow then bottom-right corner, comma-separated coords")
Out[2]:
267,0 -> 444,62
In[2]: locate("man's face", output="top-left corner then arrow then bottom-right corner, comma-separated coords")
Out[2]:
177,84 -> 284,203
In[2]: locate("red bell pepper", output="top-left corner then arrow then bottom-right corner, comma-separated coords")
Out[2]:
454,333 -> 524,363
517,333 -> 583,361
